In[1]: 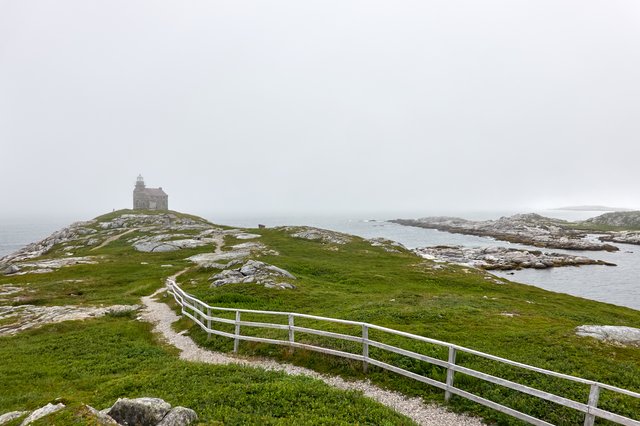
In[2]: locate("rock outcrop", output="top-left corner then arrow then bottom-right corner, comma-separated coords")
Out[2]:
282,227 -> 352,245
0,304 -> 139,336
391,214 -> 619,252
0,411 -> 29,425
576,325 -> 640,347
210,259 -> 296,289
368,238 -> 406,253
598,231 -> 640,246
415,246 -> 616,270
1,397 -> 197,426
20,403 -> 65,425
107,397 -> 172,425
584,211 -> 640,229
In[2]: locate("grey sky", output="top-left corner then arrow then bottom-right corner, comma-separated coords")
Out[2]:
1,0 -> 639,219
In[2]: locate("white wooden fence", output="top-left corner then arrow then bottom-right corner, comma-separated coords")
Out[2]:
167,279 -> 640,426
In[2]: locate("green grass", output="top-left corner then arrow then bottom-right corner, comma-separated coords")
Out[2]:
2,210 -> 639,425
178,227 -> 640,425
0,316 -> 413,425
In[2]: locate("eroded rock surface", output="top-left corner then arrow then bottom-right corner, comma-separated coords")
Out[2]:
415,246 -> 615,270
368,238 -> 406,253
584,211 -> 640,228
598,231 -> 640,246
210,259 -> 296,289
391,214 -> 619,252
282,227 -> 352,245
0,411 -> 28,425
20,403 -> 65,426
576,325 -> 640,346
157,407 -> 198,426
0,304 -> 139,336
107,398 -> 172,426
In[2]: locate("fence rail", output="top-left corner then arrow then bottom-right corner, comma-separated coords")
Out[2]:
167,279 -> 640,426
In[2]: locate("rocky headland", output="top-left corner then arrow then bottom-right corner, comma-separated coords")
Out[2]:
584,211 -> 640,229
415,246 -> 616,271
391,214 -> 619,252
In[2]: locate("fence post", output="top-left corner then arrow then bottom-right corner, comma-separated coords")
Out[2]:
362,324 -> 369,373
207,307 -> 211,340
234,310 -> 241,354
445,346 -> 457,402
584,383 -> 600,426
288,314 -> 295,344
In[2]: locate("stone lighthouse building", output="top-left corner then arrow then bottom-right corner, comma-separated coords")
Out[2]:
133,175 -> 168,210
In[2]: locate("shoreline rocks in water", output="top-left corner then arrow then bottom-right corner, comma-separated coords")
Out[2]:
598,231 -> 640,246
391,214 -> 619,252
414,246 -> 616,271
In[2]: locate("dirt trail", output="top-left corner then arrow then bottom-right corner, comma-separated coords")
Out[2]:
91,228 -> 139,251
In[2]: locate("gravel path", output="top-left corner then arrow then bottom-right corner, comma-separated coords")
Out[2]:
140,285 -> 483,426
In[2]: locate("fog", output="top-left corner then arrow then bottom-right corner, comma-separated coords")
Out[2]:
2,0 -> 640,221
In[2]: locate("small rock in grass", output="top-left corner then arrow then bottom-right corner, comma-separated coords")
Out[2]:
20,403 -> 65,425
157,407 -> 198,426
0,411 -> 29,425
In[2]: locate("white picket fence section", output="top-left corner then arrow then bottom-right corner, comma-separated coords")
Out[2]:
167,279 -> 640,426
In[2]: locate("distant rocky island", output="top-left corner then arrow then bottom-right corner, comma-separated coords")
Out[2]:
391,211 -> 640,271
390,213 -> 619,252
584,211 -> 640,229
552,205 -> 634,212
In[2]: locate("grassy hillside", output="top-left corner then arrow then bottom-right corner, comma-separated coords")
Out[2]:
1,209 -> 639,425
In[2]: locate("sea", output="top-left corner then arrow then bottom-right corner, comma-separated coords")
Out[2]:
1,210 -> 638,311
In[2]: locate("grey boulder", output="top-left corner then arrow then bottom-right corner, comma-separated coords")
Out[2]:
157,407 -> 198,426
107,397 -> 172,425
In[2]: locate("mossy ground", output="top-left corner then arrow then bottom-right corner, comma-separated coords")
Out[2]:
1,210 -> 639,425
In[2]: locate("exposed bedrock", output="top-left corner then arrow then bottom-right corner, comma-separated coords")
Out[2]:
415,245 -> 616,271
392,214 -> 619,252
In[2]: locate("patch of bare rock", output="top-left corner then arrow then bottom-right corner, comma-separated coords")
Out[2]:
391,214 -> 619,252
368,238 -> 406,253
210,259 -> 296,289
0,304 -> 139,336
415,246 -> 615,271
282,226 -> 352,245
598,231 -> 640,246
0,397 -> 197,426
575,325 -> 640,347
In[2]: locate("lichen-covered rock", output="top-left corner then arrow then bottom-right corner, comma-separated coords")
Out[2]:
107,397 -> 172,426
414,246 -> 615,271
0,264 -> 20,275
156,407 -> 198,426
209,260 -> 296,289
283,227 -> 352,245
391,214 -> 619,252
20,403 -> 65,425
0,411 -> 28,425
576,325 -> 640,346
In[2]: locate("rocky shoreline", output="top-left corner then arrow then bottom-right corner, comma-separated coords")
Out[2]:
414,246 -> 616,271
391,214 -> 619,252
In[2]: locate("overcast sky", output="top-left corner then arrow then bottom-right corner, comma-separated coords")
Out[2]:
1,0 -> 639,220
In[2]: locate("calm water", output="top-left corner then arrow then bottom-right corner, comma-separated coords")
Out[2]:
1,210 -> 638,311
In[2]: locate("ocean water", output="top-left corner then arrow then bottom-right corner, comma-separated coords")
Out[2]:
1,210 -> 638,311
